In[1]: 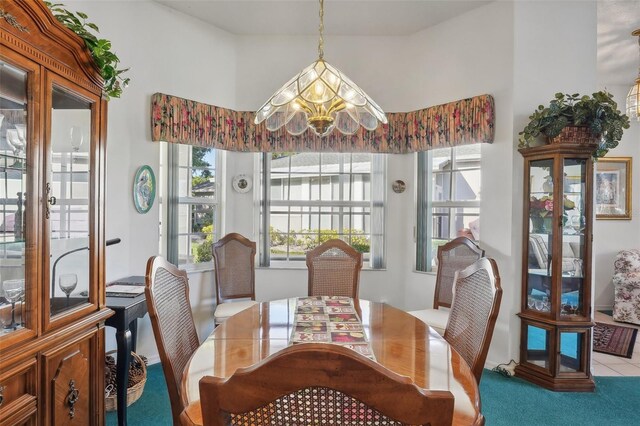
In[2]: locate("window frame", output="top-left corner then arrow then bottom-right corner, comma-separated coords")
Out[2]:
160,143 -> 222,272
259,152 -> 386,270
416,145 -> 481,272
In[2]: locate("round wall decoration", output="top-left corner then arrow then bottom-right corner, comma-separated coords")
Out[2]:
232,174 -> 252,193
392,180 -> 407,193
133,165 -> 156,213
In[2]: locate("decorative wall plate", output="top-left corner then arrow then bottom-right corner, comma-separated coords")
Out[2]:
133,165 -> 156,213
392,180 -> 406,193
232,174 -> 252,193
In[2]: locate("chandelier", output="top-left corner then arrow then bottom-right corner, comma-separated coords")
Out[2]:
627,29 -> 640,121
254,0 -> 387,137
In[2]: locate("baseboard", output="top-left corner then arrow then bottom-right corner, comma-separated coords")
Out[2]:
146,354 -> 161,365
595,304 -> 613,312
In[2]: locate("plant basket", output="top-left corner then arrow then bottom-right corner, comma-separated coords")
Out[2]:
105,350 -> 147,412
548,126 -> 599,145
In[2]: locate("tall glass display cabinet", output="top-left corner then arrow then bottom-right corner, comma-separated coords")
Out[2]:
515,142 -> 596,392
0,1 -> 110,424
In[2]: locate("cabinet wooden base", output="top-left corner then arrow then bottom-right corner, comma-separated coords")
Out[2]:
515,364 -> 595,392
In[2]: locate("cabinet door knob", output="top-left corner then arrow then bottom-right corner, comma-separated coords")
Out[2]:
48,195 -> 57,205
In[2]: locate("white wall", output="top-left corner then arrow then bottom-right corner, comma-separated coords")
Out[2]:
592,84 -> 640,310
65,0 -> 237,359
400,1 -> 516,368
69,0 -> 606,368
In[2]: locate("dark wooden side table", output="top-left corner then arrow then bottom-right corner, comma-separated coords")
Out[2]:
105,276 -> 148,426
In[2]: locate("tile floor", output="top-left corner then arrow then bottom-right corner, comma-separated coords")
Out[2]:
591,311 -> 640,376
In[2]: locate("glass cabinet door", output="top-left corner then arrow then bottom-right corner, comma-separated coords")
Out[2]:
46,75 -> 97,323
0,57 -> 38,340
526,159 -> 554,314
560,158 -> 587,318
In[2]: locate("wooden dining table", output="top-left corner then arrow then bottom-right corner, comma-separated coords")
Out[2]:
181,298 -> 483,426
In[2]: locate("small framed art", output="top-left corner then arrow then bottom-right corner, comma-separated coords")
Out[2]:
595,157 -> 632,220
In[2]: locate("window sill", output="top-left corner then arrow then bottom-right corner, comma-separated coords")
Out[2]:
256,265 -> 387,272
412,269 -> 437,276
181,262 -> 214,274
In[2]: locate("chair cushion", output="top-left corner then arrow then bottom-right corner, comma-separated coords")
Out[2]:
214,300 -> 258,324
407,308 -> 450,335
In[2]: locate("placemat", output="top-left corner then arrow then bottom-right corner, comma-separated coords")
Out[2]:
290,296 -> 375,360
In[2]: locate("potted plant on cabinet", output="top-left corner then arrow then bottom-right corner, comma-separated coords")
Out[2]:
518,91 -> 630,158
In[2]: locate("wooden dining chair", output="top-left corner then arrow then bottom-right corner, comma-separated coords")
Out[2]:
444,257 -> 502,384
306,239 -> 363,299
409,237 -> 485,334
212,233 -> 258,325
145,256 -> 200,425
197,343 -> 454,426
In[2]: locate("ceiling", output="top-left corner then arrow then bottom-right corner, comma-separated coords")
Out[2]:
153,0 -> 639,85
153,0 -> 492,36
597,0 -> 640,85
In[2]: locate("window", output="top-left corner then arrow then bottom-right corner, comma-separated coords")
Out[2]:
416,145 -> 481,271
160,143 -> 220,268
260,152 -> 385,269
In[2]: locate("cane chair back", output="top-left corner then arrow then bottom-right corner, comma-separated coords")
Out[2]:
434,237 -> 485,309
444,257 -> 502,383
198,344 -> 454,426
145,256 -> 200,425
212,233 -> 256,304
306,239 -> 363,299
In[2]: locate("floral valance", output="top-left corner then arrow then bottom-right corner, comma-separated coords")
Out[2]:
151,93 -> 494,153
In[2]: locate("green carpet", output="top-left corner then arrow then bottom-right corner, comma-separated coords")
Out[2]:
106,363 -> 172,426
107,365 -> 640,425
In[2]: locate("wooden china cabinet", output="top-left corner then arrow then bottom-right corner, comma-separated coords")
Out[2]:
0,1 -> 110,424
515,142 -> 596,392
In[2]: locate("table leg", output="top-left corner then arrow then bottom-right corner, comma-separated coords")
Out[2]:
130,319 -> 138,354
115,328 -> 132,426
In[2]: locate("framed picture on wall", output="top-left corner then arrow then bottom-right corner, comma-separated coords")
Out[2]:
595,157 -> 632,220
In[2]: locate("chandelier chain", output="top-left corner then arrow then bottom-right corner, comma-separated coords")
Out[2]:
637,31 -> 640,78
318,0 -> 324,59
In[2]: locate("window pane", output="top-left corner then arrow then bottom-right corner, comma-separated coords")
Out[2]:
453,144 -> 481,169
453,170 -> 481,201
454,207 -> 480,238
263,152 -> 380,265
431,148 -> 452,171
432,208 -> 450,240
164,145 -> 219,266
432,172 -> 451,202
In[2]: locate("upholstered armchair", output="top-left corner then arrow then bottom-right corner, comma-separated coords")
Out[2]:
613,249 -> 640,326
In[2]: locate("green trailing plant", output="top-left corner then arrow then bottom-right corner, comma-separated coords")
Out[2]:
518,91 -> 630,158
45,2 -> 129,99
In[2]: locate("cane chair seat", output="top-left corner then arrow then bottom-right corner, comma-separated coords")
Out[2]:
409,237 -> 484,335
213,300 -> 258,323
197,343 -> 454,426
408,307 -> 450,335
306,239 -> 363,299
212,233 -> 257,325
444,257 -> 502,383
145,256 -> 200,425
